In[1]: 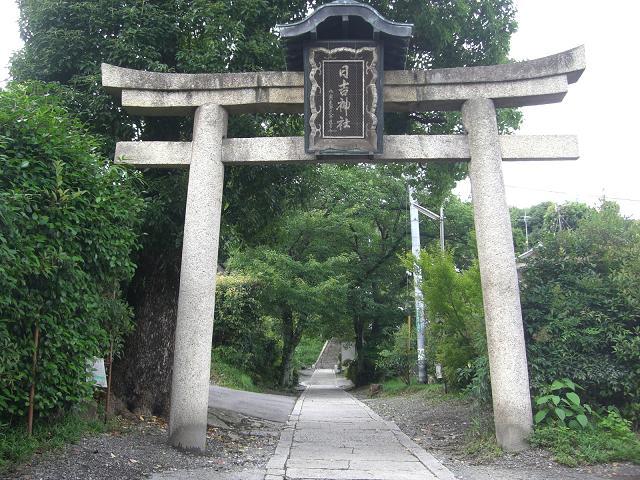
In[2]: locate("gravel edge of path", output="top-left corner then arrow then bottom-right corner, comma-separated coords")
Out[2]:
355,388 -> 640,480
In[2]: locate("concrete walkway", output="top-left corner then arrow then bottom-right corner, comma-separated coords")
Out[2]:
266,369 -> 456,480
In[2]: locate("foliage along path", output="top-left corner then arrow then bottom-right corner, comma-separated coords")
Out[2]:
265,369 -> 457,480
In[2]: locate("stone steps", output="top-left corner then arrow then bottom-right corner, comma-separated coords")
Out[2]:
315,338 -> 342,369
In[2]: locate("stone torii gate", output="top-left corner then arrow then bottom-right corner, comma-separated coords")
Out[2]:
102,42 -> 584,452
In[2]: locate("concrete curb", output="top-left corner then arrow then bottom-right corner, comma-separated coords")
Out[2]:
265,389 -> 306,480
357,400 -> 457,480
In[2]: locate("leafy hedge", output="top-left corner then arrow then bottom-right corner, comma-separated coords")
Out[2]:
414,202 -> 640,422
213,274 -> 281,386
0,82 -> 143,422
522,203 -> 640,422
416,250 -> 486,392
376,323 -> 415,385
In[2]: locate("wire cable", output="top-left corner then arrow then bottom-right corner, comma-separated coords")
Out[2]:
504,184 -> 640,203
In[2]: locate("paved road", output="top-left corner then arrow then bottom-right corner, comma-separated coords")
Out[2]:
266,369 -> 457,480
209,385 -> 297,423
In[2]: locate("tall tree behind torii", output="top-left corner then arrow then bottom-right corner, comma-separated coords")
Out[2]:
11,0 -> 520,413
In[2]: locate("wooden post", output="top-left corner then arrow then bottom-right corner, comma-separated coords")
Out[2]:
105,336 -> 113,422
407,316 -> 412,384
27,324 -> 40,436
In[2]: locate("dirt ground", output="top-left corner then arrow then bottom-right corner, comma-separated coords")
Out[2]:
354,387 -> 640,480
2,413 -> 281,480
5,384 -> 639,480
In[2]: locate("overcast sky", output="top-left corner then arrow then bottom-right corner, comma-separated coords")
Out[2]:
1,0 -> 638,218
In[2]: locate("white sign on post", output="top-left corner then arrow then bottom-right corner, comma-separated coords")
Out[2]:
90,358 -> 107,388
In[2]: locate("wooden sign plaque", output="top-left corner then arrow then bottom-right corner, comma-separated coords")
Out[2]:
304,42 -> 383,155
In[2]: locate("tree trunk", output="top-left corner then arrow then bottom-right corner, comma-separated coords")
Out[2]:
280,309 -> 301,388
353,315 -> 367,386
280,348 -> 294,387
111,250 -> 181,416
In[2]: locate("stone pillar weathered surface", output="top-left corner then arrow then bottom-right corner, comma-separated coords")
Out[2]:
169,104 -> 228,452
462,98 -> 533,452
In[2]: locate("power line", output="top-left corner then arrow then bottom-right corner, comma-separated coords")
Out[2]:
504,184 -> 640,203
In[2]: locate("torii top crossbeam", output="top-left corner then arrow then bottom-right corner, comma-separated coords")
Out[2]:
102,45 -> 584,115
104,46 -> 584,166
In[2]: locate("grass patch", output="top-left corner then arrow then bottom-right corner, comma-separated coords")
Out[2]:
293,336 -> 325,370
379,377 -> 455,401
381,377 -> 430,396
211,350 -> 262,392
463,415 -> 503,461
464,435 -> 502,460
530,424 -> 640,466
0,409 -> 106,474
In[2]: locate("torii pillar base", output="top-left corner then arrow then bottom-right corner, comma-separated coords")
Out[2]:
168,104 -> 227,452
462,98 -> 533,452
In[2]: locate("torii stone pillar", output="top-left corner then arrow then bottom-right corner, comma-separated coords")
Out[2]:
169,104 -> 227,451
101,44 -> 585,453
463,98 -> 533,449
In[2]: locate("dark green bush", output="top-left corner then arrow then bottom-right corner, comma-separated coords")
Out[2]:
531,408 -> 640,466
0,82 -> 143,423
376,324 -> 415,385
458,354 -> 492,407
213,274 -> 280,385
346,351 -> 377,386
521,203 -> 640,420
415,251 -> 487,393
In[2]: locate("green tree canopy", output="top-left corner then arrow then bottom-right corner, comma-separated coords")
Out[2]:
11,0 -> 521,251
294,165 -> 414,384
228,164 -> 416,385
9,0 -> 522,400
229,245 -> 351,386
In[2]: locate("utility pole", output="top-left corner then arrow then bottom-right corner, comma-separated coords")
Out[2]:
409,188 -> 427,384
408,187 -> 446,384
555,204 -> 563,232
521,210 -> 530,250
439,205 -> 445,253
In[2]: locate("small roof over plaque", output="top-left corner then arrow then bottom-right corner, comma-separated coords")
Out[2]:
277,0 -> 413,71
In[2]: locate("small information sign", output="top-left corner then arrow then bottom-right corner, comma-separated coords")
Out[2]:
305,42 -> 383,155
90,358 -> 108,388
